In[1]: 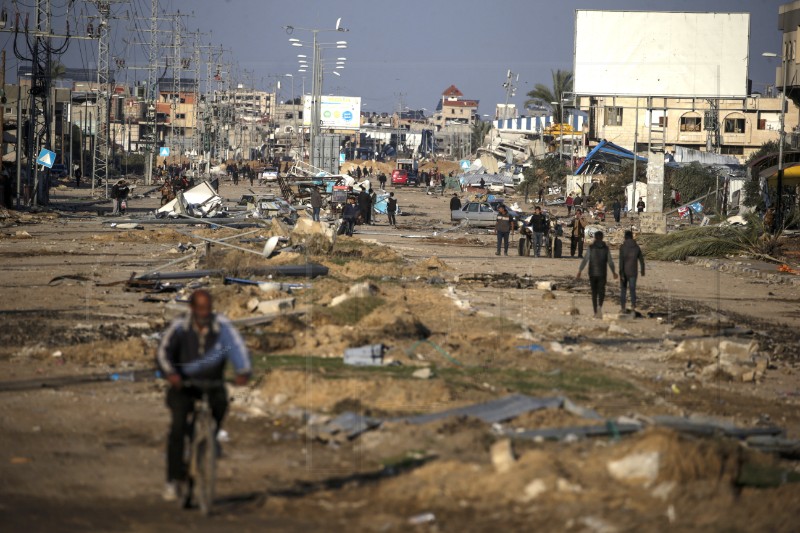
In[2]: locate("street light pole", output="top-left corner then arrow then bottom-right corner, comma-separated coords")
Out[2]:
778,52 -> 788,228
765,50 -> 789,228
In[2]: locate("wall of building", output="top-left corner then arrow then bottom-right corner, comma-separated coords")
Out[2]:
578,95 -> 799,162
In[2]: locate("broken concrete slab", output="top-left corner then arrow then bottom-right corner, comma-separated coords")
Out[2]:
607,451 -> 660,487
412,368 -> 433,380
255,297 -> 296,315
490,438 -> 516,473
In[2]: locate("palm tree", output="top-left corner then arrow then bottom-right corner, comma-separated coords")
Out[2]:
50,61 -> 67,81
470,120 -> 492,152
525,69 -> 573,125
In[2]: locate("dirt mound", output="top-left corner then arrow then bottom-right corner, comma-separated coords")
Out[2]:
61,337 -> 156,366
408,256 -> 451,275
358,305 -> 430,341
257,368 -> 454,413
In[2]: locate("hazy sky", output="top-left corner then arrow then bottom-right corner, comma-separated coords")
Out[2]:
4,0 -> 787,113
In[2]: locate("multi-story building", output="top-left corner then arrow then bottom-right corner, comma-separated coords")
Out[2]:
434,85 -> 479,127
577,96 -> 798,163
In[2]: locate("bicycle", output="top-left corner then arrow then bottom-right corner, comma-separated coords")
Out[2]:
180,380 -> 224,516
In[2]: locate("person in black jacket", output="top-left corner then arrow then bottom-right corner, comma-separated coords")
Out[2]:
357,186 -> 371,224
343,197 -> 359,236
612,198 -> 622,223
576,231 -> 618,318
449,193 -> 462,212
528,206 -> 548,257
387,192 -> 398,227
618,230 -> 645,313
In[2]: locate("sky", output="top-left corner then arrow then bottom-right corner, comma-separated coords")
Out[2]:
3,0 -> 788,114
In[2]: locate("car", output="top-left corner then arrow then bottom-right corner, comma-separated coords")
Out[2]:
451,201 -> 520,226
259,167 -> 279,183
50,164 -> 68,178
391,168 -> 419,187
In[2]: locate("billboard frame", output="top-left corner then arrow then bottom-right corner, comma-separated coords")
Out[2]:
572,10 -> 751,99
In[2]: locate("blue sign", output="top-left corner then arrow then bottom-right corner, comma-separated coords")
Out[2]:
342,110 -> 353,122
339,153 -> 346,164
159,147 -> 171,157
689,201 -> 704,214
37,148 -> 56,169
459,159 -> 471,170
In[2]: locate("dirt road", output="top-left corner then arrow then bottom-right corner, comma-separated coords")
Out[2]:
1,181 -> 799,531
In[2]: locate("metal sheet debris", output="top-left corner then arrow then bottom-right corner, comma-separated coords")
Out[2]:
344,344 -> 387,366
399,394 -> 563,425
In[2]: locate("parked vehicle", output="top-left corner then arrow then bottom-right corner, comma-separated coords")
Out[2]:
259,167 -> 279,183
391,158 -> 419,187
50,164 -> 68,178
450,201 -> 520,226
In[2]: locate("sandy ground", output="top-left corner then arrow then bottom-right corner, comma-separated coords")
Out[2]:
1,178 -> 799,532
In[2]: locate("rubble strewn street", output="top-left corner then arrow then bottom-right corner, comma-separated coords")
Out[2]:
1,180 -> 799,531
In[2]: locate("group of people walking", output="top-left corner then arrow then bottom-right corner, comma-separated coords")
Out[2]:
495,199 -> 646,319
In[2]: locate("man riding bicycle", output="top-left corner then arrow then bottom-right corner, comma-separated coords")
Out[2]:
156,289 -> 252,502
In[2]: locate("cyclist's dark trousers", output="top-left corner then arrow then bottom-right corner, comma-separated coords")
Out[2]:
166,386 -> 228,482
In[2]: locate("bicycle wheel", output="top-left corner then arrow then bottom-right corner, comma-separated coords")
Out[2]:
193,410 -> 217,515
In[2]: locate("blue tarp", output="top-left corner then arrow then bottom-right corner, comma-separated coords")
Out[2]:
575,139 -> 648,176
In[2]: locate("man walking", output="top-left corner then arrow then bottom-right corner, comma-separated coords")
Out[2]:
378,172 -> 387,190
569,208 -> 587,258
449,193 -> 462,212
528,206 -> 548,257
387,192 -> 398,227
310,186 -> 322,222
343,197 -> 359,236
495,204 -> 514,256
612,198 -> 622,223
357,186 -> 371,225
618,230 -> 645,314
156,289 -> 251,501
566,193 -> 574,215
637,198 -> 645,213
74,166 -> 82,189
576,231 -> 618,318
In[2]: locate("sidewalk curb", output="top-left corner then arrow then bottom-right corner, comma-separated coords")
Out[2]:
686,256 -> 800,286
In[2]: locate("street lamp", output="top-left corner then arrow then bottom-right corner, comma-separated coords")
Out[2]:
763,50 -> 788,227
284,19 -> 350,165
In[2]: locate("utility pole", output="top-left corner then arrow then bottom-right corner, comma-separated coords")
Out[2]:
91,1 -> 127,199
501,69 -> 518,120
144,0 -> 159,185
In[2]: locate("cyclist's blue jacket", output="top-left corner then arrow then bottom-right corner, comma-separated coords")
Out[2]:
156,313 -> 251,380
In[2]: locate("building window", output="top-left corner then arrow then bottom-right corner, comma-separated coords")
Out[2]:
721,145 -> 744,155
604,106 -> 623,126
176,113 -> 186,120
723,116 -> 745,134
451,109 -> 455,115
680,114 -> 702,132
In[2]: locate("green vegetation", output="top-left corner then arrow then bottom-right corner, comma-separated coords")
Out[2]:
640,213 -> 784,261
471,121 -> 493,152
524,69 -> 573,123
250,354 -> 637,399
665,162 -> 717,207
520,156 -> 570,198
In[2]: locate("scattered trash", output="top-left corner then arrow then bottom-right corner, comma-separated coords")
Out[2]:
331,282 -> 379,307
412,368 -> 433,380
344,344 -> 387,366
13,230 -> 32,239
516,344 -> 546,352
408,512 -> 436,525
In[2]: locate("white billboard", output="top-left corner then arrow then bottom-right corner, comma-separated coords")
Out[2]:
573,11 -> 750,98
302,95 -> 362,130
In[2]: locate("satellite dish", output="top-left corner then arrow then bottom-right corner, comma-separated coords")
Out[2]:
262,236 -> 281,258
336,17 -> 342,30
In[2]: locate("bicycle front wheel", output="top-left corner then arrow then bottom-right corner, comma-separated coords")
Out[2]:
193,414 -> 217,516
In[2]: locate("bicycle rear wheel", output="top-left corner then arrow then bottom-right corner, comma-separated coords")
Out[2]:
193,411 -> 217,515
